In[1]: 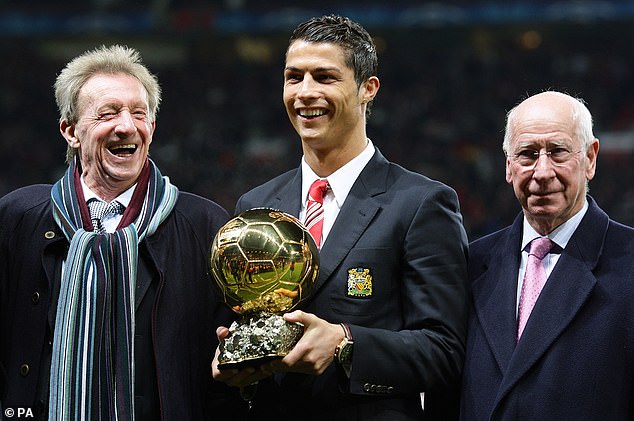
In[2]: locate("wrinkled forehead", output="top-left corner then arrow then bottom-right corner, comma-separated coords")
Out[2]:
78,73 -> 148,109
510,95 -> 577,145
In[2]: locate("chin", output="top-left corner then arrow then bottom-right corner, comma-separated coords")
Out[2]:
528,201 -> 564,217
108,165 -> 143,183
299,132 -> 326,145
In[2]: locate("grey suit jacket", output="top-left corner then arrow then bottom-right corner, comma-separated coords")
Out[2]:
461,196 -> 634,420
236,149 -> 469,420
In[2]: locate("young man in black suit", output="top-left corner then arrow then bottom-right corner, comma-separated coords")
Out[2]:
213,15 -> 469,420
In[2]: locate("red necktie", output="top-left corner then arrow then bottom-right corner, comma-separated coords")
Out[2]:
305,179 -> 329,247
517,237 -> 553,340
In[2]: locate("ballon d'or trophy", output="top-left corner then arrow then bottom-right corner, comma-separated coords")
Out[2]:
209,208 -> 319,370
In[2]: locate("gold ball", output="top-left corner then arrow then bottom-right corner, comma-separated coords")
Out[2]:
209,208 -> 319,315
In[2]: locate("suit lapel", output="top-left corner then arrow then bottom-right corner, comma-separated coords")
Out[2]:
316,193 -> 380,292
312,150 -> 387,292
472,216 -> 523,373
494,197 -> 607,405
271,170 -> 303,217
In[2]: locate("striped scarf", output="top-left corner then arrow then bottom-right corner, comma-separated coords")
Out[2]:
49,158 -> 178,420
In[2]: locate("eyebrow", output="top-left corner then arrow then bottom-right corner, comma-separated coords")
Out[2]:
514,137 -> 573,146
284,65 -> 341,73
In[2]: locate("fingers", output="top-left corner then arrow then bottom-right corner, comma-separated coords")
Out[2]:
283,309 -> 313,325
216,325 -> 230,340
276,314 -> 344,375
212,358 -> 274,388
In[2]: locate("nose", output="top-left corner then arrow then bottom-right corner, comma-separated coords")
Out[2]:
114,110 -> 137,136
531,152 -> 556,178
297,75 -> 319,99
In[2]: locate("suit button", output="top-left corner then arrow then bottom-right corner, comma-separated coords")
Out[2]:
32,291 -> 40,304
20,363 -> 30,376
45,231 -> 55,239
363,383 -> 371,392
387,386 -> 394,394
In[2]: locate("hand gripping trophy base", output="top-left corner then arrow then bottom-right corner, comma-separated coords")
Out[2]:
217,312 -> 304,370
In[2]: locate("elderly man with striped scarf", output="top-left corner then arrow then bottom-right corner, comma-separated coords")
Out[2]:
0,45 -> 243,420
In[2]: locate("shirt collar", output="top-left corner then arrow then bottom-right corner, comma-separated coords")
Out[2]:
301,139 -> 375,207
80,175 -> 136,208
521,198 -> 589,251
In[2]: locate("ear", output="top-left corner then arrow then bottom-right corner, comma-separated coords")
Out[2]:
505,156 -> 513,184
60,119 -> 80,149
360,76 -> 380,103
584,138 -> 599,181
148,121 -> 156,146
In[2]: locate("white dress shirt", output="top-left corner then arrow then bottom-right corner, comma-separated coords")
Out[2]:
299,139 -> 375,246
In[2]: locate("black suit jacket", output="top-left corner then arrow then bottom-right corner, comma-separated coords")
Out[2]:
236,149 -> 469,420
461,197 -> 634,420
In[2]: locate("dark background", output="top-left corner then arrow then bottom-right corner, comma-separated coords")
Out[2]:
2,0 -> 633,240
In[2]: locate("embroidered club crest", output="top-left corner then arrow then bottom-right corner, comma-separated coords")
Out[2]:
347,267 -> 373,297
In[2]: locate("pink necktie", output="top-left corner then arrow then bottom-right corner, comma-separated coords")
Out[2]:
305,179 -> 329,247
517,237 -> 553,340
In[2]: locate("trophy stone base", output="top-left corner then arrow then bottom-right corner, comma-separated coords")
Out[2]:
217,312 -> 304,370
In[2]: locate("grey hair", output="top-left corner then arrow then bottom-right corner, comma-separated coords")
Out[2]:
54,44 -> 161,163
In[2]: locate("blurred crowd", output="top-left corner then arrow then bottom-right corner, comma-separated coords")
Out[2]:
1,18 -> 633,240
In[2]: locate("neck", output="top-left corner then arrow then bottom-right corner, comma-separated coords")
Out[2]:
303,136 -> 368,177
81,170 -> 140,203
526,214 -> 562,236
88,182 -> 133,203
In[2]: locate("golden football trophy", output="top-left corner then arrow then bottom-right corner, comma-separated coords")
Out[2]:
209,208 -> 319,369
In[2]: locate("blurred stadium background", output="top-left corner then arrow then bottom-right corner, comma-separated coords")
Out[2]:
1,0 -> 633,240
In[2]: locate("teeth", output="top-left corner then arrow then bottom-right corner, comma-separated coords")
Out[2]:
109,144 -> 137,156
299,109 -> 326,117
110,144 -> 136,150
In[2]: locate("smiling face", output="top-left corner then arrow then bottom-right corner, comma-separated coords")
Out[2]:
61,73 -> 154,201
505,92 -> 599,234
283,40 -> 379,173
